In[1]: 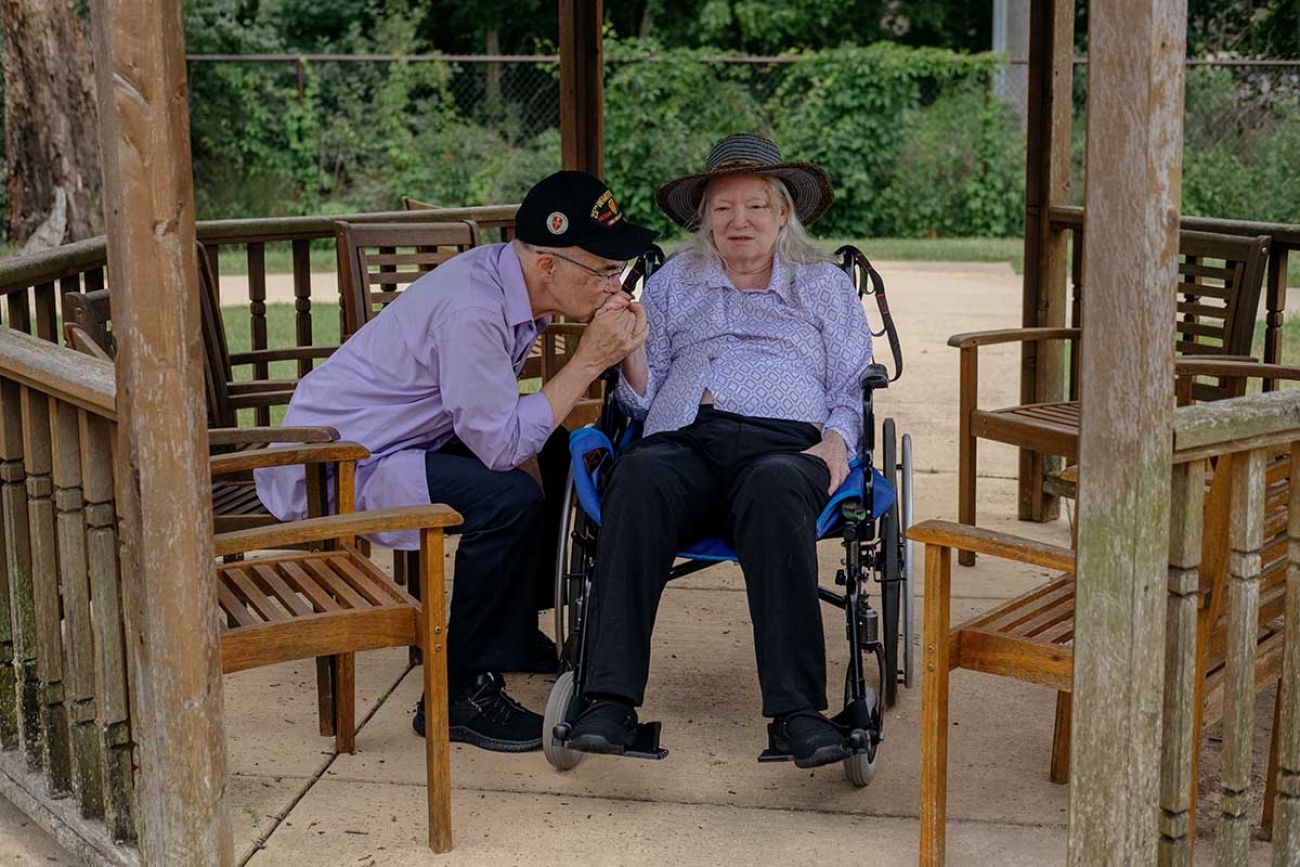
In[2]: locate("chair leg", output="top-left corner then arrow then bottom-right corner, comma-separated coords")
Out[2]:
1050,691 -> 1071,784
1262,679 -> 1282,841
334,653 -> 356,755
958,350 -> 977,568
316,657 -> 337,737
921,544 -> 952,866
403,550 -> 425,667
958,435 -> 977,568
419,529 -> 453,854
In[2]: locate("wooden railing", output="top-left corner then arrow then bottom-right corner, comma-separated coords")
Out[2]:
1049,206 -> 1300,395
0,205 -> 518,424
1160,389 -> 1300,863
0,327 -> 138,865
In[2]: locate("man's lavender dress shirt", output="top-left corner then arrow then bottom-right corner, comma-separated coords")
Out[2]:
255,243 -> 553,549
615,252 -> 873,455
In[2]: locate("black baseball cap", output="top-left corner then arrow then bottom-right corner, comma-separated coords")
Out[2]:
516,171 -> 658,261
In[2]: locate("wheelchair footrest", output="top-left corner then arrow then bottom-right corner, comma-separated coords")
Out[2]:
556,720 -> 668,760
624,721 -> 669,760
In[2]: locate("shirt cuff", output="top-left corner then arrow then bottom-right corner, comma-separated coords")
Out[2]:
614,372 -> 652,419
516,391 -> 555,458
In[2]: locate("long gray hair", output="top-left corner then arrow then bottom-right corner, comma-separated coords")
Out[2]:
686,174 -> 830,272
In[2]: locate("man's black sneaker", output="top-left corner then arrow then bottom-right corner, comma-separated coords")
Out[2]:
566,697 -> 638,755
412,672 -> 543,752
772,709 -> 851,769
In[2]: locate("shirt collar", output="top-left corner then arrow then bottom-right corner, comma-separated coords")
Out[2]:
702,251 -> 795,302
498,243 -> 545,329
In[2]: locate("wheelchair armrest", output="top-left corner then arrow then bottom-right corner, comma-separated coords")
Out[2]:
861,363 -> 890,391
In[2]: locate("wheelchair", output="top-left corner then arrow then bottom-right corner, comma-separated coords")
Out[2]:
543,245 -> 912,787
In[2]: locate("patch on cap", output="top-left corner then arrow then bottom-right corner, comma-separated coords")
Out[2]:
590,191 -> 624,227
547,211 -> 569,234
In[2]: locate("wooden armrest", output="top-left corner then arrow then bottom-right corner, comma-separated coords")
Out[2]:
214,504 -> 463,557
907,519 -> 1076,573
226,380 -> 297,396
229,346 -> 337,365
947,327 -> 1080,350
209,442 -> 369,477
1175,359 -> 1300,381
208,426 -> 339,447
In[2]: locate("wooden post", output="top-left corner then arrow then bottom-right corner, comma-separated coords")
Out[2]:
1069,0 -> 1186,862
559,0 -> 604,177
1158,459 -> 1205,867
89,0 -> 230,863
1018,0 -> 1074,522
1272,442 -> 1300,862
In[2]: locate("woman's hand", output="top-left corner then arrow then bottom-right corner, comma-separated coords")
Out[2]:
802,429 -> 850,494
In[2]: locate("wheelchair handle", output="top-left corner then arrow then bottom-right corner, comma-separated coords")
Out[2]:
836,245 -> 903,384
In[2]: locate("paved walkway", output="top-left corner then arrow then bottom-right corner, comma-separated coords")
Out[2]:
2,261 -> 1278,865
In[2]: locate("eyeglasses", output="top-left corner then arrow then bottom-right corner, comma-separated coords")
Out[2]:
548,250 -> 625,283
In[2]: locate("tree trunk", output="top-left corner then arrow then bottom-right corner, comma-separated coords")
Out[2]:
1,0 -> 102,247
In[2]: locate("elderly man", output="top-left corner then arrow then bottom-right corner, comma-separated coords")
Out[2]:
256,171 -> 656,752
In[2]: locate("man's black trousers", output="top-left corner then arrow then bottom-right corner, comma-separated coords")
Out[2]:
423,428 -> 570,692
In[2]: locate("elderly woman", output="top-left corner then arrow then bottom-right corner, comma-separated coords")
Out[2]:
569,134 -> 875,769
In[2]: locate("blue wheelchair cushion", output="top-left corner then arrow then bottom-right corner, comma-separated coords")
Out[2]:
568,427 -> 897,564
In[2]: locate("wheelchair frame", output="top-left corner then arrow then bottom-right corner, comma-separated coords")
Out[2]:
544,245 -> 912,787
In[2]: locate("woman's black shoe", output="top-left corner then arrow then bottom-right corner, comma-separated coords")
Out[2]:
566,697 -> 638,755
771,710 -> 851,769
412,672 -> 543,752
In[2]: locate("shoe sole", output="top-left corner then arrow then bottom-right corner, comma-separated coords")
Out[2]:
792,743 -> 852,770
449,725 -> 542,753
566,733 -> 628,756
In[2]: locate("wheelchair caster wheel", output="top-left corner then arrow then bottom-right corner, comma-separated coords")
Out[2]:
543,671 -> 585,771
843,747 -> 879,788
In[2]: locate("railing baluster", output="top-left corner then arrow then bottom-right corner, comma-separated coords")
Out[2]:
8,291 -> 32,335
1272,442 -> 1300,863
1,378 -> 41,770
1216,447 -> 1266,865
1160,458 -> 1206,867
293,240 -> 313,383
20,387 -> 71,796
51,400 -> 103,817
248,242 -> 269,404
33,283 -> 57,344
0,386 -> 16,752
79,412 -> 136,843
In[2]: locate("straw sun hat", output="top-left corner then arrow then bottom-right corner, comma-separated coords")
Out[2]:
654,133 -> 835,229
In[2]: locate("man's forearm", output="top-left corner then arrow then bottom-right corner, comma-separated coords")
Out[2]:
540,355 -> 604,431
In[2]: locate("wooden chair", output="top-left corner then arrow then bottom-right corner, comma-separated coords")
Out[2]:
951,231 -> 1270,565
402,195 -> 519,242
210,443 -> 463,852
911,368 -> 1293,865
335,220 -> 482,338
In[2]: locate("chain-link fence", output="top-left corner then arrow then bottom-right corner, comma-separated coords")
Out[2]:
185,53 -> 1300,235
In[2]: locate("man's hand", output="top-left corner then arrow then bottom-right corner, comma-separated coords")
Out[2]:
575,300 -> 646,371
803,429 -> 850,494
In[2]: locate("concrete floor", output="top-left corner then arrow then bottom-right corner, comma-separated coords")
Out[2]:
1,260 -> 1279,865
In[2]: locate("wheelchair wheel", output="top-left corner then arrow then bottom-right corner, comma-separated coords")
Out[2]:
880,418 -> 901,707
901,432 -> 915,689
843,745 -> 880,788
553,470 -> 588,669
543,670 -> 585,770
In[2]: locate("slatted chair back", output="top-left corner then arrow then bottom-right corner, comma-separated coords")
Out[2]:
336,220 -> 481,338
402,195 -> 517,241
1174,231 -> 1270,401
